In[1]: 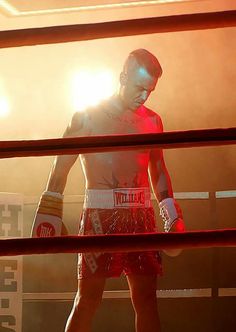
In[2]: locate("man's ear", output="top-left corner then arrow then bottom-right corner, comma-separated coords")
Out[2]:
120,72 -> 127,86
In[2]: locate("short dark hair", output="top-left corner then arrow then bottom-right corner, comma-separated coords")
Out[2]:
128,49 -> 162,78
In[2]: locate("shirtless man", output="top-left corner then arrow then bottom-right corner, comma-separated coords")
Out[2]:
32,49 -> 185,332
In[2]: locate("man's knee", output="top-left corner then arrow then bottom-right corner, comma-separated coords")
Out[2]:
73,277 -> 105,314
74,291 -> 103,313
131,286 -> 157,313
133,289 -> 156,302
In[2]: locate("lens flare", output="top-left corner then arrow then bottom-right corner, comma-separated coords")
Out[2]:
0,97 -> 10,117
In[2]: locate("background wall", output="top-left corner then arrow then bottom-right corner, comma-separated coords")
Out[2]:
1,27 -> 236,195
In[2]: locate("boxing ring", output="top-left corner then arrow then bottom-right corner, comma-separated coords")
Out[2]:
0,127 -> 236,255
0,8 -> 236,332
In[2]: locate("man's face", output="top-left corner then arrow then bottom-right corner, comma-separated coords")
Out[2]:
120,65 -> 158,111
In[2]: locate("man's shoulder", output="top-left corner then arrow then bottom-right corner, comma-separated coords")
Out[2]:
143,106 -> 162,121
142,106 -> 163,131
70,110 -> 88,128
65,109 -> 92,136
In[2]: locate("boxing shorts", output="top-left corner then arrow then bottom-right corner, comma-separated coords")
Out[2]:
77,188 -> 162,279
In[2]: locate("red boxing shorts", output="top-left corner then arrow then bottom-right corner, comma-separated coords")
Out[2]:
77,188 -> 162,279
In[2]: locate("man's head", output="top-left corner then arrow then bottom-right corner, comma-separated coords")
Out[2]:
119,49 -> 162,111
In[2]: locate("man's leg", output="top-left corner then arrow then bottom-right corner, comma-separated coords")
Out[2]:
127,274 -> 161,332
65,277 -> 106,332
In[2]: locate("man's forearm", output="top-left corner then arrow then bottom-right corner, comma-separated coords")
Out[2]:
158,190 -> 171,202
152,171 -> 173,202
46,170 -> 68,194
45,155 -> 77,194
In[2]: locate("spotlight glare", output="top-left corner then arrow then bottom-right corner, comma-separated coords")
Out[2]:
72,69 -> 116,112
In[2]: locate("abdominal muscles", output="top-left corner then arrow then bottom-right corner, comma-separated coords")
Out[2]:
80,149 -> 150,189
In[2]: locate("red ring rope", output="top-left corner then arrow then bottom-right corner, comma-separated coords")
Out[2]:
0,11 -> 235,49
0,127 -> 236,159
1,229 -> 236,257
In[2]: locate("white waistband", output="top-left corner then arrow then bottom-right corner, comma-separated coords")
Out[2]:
84,188 -> 151,209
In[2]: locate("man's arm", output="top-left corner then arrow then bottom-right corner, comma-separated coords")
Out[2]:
46,113 -> 82,194
31,112 -> 84,237
148,115 -> 185,256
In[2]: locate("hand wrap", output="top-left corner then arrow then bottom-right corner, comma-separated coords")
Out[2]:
159,198 -> 183,232
31,191 -> 63,237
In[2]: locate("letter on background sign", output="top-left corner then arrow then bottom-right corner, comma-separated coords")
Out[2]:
0,193 -> 23,332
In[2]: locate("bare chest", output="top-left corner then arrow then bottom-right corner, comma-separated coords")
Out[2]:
88,110 -> 157,136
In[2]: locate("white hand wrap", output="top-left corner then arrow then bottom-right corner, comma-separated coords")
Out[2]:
159,198 -> 182,232
31,191 -> 63,237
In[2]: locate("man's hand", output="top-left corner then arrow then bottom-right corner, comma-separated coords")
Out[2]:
159,197 -> 184,232
31,191 -> 63,237
159,198 -> 185,257
170,217 -> 185,233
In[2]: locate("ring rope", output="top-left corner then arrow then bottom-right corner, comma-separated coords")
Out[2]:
1,127 -> 236,159
1,229 -> 236,257
1,10 -> 235,264
0,11 -> 235,49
